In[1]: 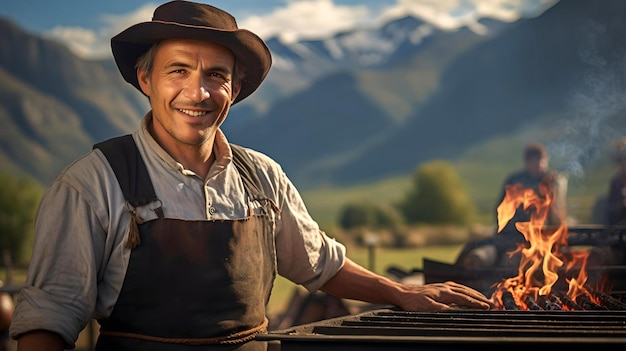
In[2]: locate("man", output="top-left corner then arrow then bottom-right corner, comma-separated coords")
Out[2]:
10,1 -> 491,350
607,136 -> 626,226
497,142 -> 566,227
456,142 -> 567,268
0,282 -> 13,351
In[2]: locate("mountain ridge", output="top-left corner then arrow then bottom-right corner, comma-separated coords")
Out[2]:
1,0 -> 624,193
226,0 -> 626,188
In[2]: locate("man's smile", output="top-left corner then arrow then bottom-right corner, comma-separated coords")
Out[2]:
177,108 -> 208,117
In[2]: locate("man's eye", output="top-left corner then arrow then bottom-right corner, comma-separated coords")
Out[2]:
171,69 -> 186,74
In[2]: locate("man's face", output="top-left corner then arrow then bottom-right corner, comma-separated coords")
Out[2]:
137,38 -> 241,149
525,155 -> 548,176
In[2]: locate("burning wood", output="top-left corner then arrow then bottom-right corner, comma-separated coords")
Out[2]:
544,294 -> 562,311
502,291 -> 520,310
577,295 -> 607,310
524,295 -> 542,310
594,291 -> 626,310
555,291 -> 584,310
490,181 -> 617,311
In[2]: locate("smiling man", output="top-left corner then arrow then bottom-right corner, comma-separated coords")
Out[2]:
138,39 -> 239,177
9,1 -> 491,350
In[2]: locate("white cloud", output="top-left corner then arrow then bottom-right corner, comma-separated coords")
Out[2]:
379,0 -> 559,34
45,26 -> 104,58
44,0 -> 558,59
241,0 -> 559,42
46,3 -> 156,60
239,0 -> 371,44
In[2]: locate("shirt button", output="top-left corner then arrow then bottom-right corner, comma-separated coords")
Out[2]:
209,207 -> 216,215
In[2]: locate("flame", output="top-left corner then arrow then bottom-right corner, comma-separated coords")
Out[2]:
491,177 -> 600,310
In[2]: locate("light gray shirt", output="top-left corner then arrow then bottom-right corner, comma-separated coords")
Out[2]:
10,114 -> 346,347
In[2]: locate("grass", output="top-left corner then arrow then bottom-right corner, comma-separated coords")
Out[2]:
300,176 -> 413,230
299,133 -> 615,231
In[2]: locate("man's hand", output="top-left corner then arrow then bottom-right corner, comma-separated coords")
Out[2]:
392,281 -> 492,311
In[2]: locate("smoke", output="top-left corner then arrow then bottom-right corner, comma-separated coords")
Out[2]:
547,18 -> 626,180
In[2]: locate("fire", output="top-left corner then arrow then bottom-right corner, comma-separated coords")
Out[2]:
491,177 -> 602,310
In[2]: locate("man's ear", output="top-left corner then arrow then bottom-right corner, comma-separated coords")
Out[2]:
137,69 -> 151,97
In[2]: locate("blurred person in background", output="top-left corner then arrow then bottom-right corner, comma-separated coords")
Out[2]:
457,142 -> 568,268
0,281 -> 13,351
587,136 -> 626,266
607,136 -> 626,226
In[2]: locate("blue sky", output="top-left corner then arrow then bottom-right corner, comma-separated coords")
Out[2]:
0,0 -> 394,35
0,0 -> 558,59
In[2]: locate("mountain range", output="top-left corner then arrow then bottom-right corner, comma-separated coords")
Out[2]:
1,0 -> 625,191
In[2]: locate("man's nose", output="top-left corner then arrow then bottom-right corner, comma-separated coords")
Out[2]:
185,74 -> 211,102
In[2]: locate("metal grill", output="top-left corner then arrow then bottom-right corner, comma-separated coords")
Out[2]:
260,224 -> 626,350
258,308 -> 626,350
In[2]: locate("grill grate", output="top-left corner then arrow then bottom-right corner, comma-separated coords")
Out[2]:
258,308 -> 626,350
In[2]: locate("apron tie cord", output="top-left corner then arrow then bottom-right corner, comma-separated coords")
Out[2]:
99,317 -> 269,345
125,202 -> 144,249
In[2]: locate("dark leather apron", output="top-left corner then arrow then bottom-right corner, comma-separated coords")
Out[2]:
96,214 -> 275,351
93,136 -> 277,350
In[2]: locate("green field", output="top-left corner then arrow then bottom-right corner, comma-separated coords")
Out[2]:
300,132 -> 615,231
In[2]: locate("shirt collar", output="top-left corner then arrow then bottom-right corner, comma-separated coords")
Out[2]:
138,111 -> 234,177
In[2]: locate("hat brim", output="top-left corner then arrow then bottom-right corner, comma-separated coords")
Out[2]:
111,21 -> 272,104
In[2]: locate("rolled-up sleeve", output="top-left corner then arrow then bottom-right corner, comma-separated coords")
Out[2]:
10,171 -> 105,348
10,148 -> 134,347
271,169 -> 346,292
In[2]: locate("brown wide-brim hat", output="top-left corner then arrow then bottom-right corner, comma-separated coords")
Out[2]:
111,0 -> 272,104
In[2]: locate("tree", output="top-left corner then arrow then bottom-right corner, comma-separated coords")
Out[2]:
0,173 -> 42,278
398,160 -> 476,225
338,201 -> 403,230
339,203 -> 373,230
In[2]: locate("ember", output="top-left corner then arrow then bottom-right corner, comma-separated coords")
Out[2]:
491,180 -> 614,311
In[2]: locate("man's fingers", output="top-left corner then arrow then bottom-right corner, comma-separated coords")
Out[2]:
443,281 -> 492,303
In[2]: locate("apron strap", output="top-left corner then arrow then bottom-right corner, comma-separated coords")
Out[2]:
93,134 -> 157,208
230,143 -> 278,212
93,136 -> 277,216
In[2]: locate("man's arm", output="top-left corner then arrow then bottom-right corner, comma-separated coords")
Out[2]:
320,258 -> 492,311
16,330 -> 65,351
